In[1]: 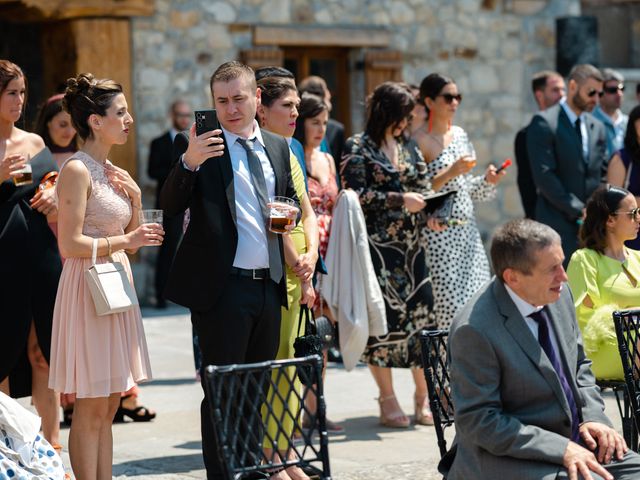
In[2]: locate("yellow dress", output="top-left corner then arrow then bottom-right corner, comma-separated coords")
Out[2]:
567,248 -> 640,380
264,153 -> 307,449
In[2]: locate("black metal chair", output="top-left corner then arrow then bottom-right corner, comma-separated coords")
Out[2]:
612,309 -> 640,451
419,329 -> 454,459
204,355 -> 332,480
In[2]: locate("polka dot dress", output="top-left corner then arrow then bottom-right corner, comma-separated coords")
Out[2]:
425,126 -> 496,330
0,429 -> 65,479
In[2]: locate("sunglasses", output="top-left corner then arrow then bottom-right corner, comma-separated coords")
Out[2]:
611,208 -> 640,220
586,88 -> 604,98
438,93 -> 462,104
599,84 -> 625,96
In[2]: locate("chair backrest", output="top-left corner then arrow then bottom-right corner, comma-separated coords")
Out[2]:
420,329 -> 454,459
204,355 -> 331,480
613,309 -> 640,437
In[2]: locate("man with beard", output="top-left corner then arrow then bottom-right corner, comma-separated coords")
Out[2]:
527,64 -> 607,265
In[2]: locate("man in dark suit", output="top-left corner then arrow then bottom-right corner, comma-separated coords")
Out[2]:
515,70 -> 565,219
160,61 -> 299,479
447,219 -> 640,480
527,64 -> 607,265
147,99 -> 192,308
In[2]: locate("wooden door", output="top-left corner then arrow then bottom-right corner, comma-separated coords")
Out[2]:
283,47 -> 350,135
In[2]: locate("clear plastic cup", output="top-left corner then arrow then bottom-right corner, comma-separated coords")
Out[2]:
268,196 -> 299,234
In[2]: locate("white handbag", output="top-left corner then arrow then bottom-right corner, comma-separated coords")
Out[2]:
84,238 -> 138,316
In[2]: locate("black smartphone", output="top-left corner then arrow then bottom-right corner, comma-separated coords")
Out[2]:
194,109 -> 219,136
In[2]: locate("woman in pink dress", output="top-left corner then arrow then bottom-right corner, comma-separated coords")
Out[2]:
49,73 -> 164,479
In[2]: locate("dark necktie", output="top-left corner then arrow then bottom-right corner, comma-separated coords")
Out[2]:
529,308 -> 580,441
575,118 -> 585,160
236,138 -> 283,283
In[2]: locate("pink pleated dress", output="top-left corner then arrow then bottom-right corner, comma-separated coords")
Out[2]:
49,151 -> 152,398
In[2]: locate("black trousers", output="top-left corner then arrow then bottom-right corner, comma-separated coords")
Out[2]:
155,212 -> 183,306
191,275 -> 281,480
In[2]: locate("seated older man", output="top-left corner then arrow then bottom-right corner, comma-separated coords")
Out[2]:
445,219 -> 640,480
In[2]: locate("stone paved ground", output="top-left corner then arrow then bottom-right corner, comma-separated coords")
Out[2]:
40,306 -> 620,479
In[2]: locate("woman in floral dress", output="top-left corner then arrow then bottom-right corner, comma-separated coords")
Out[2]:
342,82 -> 442,428
413,73 -> 506,330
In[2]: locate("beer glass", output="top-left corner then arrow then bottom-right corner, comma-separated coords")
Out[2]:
464,140 -> 477,169
13,154 -> 32,186
268,196 -> 299,234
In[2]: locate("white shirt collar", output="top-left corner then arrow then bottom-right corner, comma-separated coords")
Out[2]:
504,283 -> 544,319
221,120 -> 265,149
560,98 -> 583,125
169,128 -> 178,142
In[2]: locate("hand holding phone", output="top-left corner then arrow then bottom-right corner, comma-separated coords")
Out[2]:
184,109 -> 224,169
495,158 -> 512,174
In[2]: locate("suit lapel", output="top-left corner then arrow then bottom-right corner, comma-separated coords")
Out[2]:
494,282 -> 572,418
217,137 -> 237,226
546,296 -> 581,403
585,115 -> 598,167
558,108 -> 583,159
261,131 -> 281,195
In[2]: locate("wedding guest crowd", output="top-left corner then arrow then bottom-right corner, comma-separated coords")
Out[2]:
5,53 -> 638,480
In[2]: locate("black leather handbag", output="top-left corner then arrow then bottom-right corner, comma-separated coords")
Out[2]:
293,306 -> 323,386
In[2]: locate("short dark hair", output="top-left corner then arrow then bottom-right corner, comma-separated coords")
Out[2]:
209,61 -> 256,95
293,93 -> 328,148
257,75 -> 297,108
255,66 -> 294,82
298,76 -> 327,100
580,185 -> 631,254
365,82 -> 415,147
419,73 -> 454,113
601,68 -> 624,84
531,70 -> 561,94
63,73 -> 123,140
568,64 -> 603,85
34,93 -> 77,150
490,219 -> 561,282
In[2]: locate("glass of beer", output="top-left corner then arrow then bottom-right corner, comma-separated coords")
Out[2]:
13,154 -> 32,186
464,140 -> 477,169
139,209 -> 163,225
268,196 -> 299,234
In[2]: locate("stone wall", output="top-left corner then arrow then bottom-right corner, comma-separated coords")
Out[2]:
130,0 -> 581,300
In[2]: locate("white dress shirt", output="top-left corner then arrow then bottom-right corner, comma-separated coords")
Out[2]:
180,120 -> 276,269
560,100 -> 588,161
221,121 -> 276,269
504,283 -> 563,356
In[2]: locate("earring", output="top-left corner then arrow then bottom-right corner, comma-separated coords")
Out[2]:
447,120 -> 452,131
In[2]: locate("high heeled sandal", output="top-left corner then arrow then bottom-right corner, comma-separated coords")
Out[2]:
114,394 -> 157,423
414,395 -> 434,426
377,395 -> 410,428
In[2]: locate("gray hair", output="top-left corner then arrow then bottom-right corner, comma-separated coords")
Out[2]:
568,64 -> 603,85
490,219 -> 561,282
601,68 -> 624,84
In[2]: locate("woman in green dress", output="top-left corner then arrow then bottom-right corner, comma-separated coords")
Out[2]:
257,74 -> 319,480
567,185 -> 640,380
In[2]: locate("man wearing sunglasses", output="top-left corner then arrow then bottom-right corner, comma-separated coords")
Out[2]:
527,64 -> 608,267
593,69 -> 629,159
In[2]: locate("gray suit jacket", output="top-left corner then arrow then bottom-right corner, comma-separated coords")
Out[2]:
526,104 -> 606,261
446,279 -> 610,480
